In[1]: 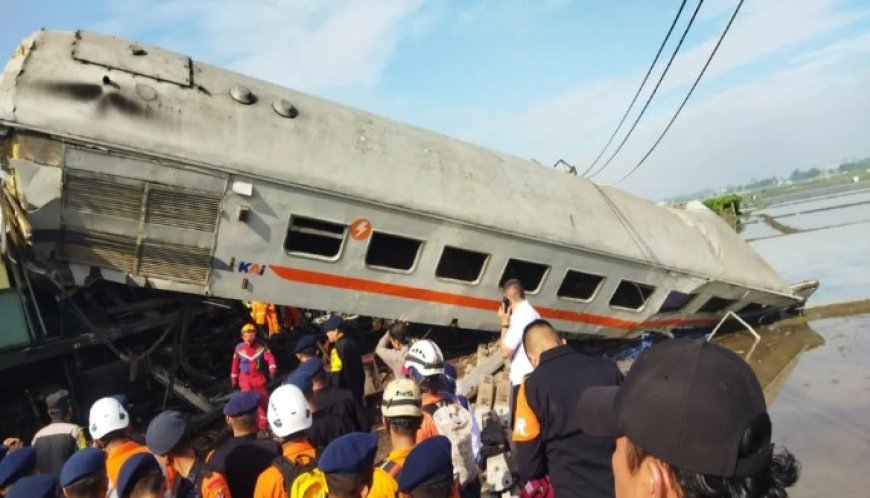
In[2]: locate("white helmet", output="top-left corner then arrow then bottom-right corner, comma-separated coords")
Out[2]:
89,397 -> 130,440
267,385 -> 312,437
403,339 -> 445,377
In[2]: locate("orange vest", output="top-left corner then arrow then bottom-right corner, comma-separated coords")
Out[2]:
251,302 -> 281,335
106,441 -> 149,490
254,440 -> 317,498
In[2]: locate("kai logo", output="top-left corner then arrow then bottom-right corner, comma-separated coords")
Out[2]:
238,261 -> 267,276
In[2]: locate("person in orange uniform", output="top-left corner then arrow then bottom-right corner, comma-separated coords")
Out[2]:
250,302 -> 281,336
89,396 -> 149,496
231,324 -> 277,430
253,385 -> 320,498
397,436 -> 460,498
319,432 -> 397,498
378,379 -> 423,480
145,410 -> 232,498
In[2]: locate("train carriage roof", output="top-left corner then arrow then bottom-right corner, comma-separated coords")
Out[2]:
0,30 -> 794,296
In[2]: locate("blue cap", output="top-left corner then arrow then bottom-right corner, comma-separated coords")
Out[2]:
223,391 -> 261,417
0,447 -> 36,487
145,410 -> 187,455
320,315 -> 343,333
319,433 -> 378,475
6,475 -> 57,498
294,334 -> 318,353
117,453 -> 161,498
60,448 -> 106,487
298,358 -> 324,377
398,436 -> 454,491
285,370 -> 313,393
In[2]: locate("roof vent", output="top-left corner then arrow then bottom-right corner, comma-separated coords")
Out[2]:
129,44 -> 148,56
229,85 -> 256,105
272,99 -> 299,118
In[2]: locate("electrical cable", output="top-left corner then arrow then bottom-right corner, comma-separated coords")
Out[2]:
614,0 -> 746,185
587,0 -> 706,179
580,0 -> 689,177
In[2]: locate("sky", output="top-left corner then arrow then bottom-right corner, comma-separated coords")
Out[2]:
1,0 -> 869,200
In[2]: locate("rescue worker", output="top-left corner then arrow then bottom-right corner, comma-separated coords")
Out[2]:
379,379 -> 423,481
397,436 -> 458,498
231,324 -> 277,431
0,446 -> 36,496
145,410 -> 232,498
117,453 -> 166,498
250,302 -> 281,336
310,357 -> 368,435
497,279 -> 540,426
253,385 -> 320,498
294,334 -> 321,364
59,448 -> 109,498
318,433 -> 396,498
32,389 -> 88,478
5,475 -> 58,498
208,392 -> 280,498
285,359 -> 358,452
512,320 -> 622,498
88,396 -> 149,495
403,341 -> 480,498
375,318 -> 410,380
321,316 -> 365,406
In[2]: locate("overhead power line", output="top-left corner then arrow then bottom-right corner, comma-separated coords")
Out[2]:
586,0 -> 706,180
580,0 -> 689,177
614,0 -> 746,185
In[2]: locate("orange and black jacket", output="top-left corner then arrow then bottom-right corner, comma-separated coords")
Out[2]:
512,345 -> 623,498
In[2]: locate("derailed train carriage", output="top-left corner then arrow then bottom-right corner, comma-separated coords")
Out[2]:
0,31 -> 816,430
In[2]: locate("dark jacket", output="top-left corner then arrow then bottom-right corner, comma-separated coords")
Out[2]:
208,434 -> 280,498
513,345 -> 623,498
330,336 -> 365,402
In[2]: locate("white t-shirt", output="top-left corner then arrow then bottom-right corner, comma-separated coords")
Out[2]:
501,300 -> 541,386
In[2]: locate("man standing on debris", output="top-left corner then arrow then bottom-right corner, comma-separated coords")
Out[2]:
231,323 -> 277,431
375,318 -> 411,380
512,320 -> 622,498
321,315 -> 366,406
497,279 -> 540,424
208,391 -> 281,498
31,389 -> 88,478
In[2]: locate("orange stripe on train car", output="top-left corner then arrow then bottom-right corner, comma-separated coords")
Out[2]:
269,265 -> 719,331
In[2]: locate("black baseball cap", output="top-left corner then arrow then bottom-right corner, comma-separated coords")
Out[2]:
577,338 -> 772,477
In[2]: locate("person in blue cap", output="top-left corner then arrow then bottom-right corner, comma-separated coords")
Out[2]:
5,475 -> 58,498
398,436 -> 457,498
321,315 -> 365,406
207,391 -> 280,498
294,333 -> 323,364
285,359 -> 358,453
60,448 -> 107,498
145,410 -> 231,498
0,446 -> 36,495
319,433 -> 396,498
116,453 -> 165,498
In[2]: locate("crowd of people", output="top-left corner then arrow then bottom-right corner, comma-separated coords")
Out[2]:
0,280 -> 800,498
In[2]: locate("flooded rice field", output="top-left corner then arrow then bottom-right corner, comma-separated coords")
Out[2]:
726,184 -> 870,496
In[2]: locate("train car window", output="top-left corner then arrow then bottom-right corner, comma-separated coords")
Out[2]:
284,216 -> 347,259
499,259 -> 550,294
435,246 -> 489,283
737,302 -> 770,316
557,270 -> 605,301
365,232 -> 423,272
658,290 -> 695,313
610,280 -> 656,310
698,296 -> 737,313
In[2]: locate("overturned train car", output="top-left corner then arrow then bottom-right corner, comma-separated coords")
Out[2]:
1,30 -> 816,355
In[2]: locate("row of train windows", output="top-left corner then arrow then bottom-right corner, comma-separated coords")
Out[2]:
284,215 -> 761,314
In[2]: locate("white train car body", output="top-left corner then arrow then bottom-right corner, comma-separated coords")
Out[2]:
0,31 -> 810,338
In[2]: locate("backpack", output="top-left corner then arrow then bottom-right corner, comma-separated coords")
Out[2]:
423,397 -> 478,487
272,454 -> 326,498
